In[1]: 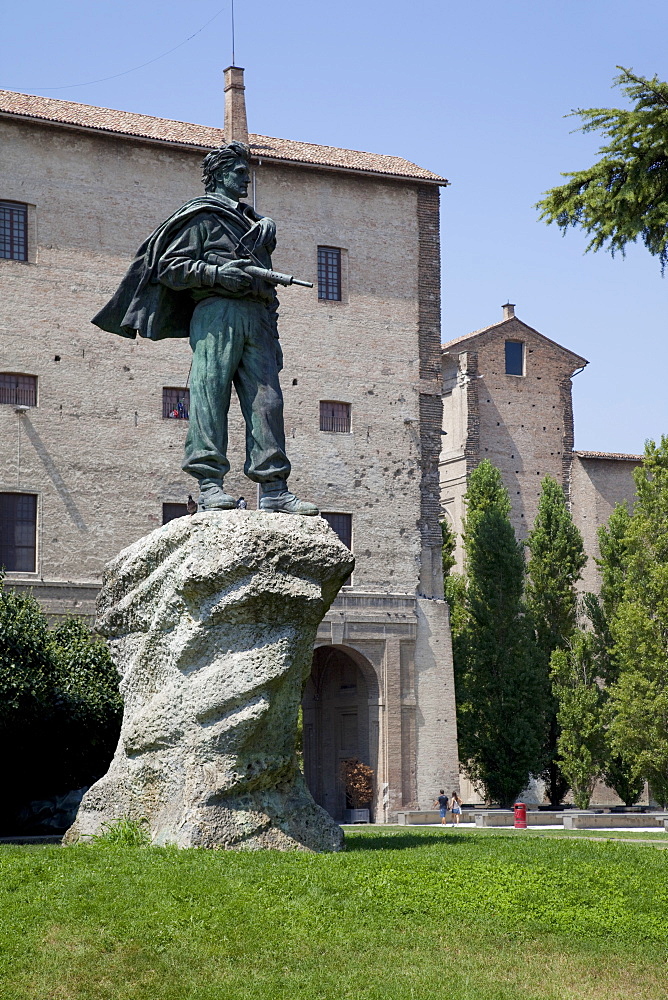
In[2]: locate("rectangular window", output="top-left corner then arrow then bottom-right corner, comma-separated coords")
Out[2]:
0,493 -> 37,572
0,373 -> 37,407
163,388 -> 190,420
505,341 -> 524,376
322,512 -> 352,585
319,401 -> 351,433
0,202 -> 28,261
317,246 -> 342,301
162,502 -> 188,524
322,512 -> 352,549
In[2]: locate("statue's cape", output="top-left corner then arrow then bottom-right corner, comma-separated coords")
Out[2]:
92,196 -> 262,341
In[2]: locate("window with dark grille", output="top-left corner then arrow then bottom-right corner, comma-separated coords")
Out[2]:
322,512 -> 352,584
0,373 -> 37,407
163,387 -> 190,419
317,246 -> 342,301
505,341 -> 524,376
320,401 -> 351,433
0,202 -> 28,261
162,503 -> 188,524
322,512 -> 352,549
0,493 -> 37,572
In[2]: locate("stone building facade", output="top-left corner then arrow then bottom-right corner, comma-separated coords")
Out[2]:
439,304 -> 640,583
0,76 -> 458,822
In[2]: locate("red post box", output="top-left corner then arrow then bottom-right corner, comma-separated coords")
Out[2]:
514,802 -> 527,829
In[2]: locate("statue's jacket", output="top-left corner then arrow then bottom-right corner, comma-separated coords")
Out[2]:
92,194 -> 279,342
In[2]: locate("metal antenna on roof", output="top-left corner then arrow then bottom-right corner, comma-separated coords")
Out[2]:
231,0 -> 236,66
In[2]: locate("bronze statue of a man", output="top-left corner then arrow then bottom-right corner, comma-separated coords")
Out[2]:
93,141 -> 318,515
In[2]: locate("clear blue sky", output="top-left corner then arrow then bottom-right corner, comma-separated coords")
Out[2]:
3,0 -> 667,453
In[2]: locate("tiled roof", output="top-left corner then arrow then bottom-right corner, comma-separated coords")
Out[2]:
574,450 -> 643,462
442,320 -> 512,350
0,89 -> 448,184
442,315 -> 588,366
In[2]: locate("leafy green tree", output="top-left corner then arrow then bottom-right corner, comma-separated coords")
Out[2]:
584,505 -> 643,805
581,505 -> 631,686
598,503 -> 633,633
608,437 -> 668,807
526,477 -> 587,805
602,754 -> 644,808
551,633 -> 606,809
441,519 -> 457,576
537,68 -> 668,271
455,461 -> 544,807
444,572 -> 468,635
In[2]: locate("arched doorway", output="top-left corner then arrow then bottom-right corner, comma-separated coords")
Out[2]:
302,645 -> 378,822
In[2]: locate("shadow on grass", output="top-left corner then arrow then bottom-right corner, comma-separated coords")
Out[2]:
344,831 -> 472,851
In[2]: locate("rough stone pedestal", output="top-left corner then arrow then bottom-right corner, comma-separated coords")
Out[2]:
66,511 -> 354,851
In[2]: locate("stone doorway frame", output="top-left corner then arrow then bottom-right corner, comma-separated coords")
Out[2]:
303,643 -> 383,822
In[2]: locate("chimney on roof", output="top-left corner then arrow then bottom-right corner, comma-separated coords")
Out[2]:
502,302 -> 516,320
224,65 -> 248,144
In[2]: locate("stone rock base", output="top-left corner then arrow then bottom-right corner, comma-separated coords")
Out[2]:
65,511 -> 354,852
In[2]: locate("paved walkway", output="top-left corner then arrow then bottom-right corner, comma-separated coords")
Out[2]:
422,822 -> 665,833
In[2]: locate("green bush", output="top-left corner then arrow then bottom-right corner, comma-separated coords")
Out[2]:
0,583 -> 56,819
0,578 -> 122,829
48,616 -> 123,792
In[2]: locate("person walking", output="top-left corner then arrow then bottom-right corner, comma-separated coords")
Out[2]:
434,789 -> 449,826
450,791 -> 462,825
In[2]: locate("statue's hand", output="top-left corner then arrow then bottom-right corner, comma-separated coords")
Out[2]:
216,259 -> 253,292
256,217 -> 276,248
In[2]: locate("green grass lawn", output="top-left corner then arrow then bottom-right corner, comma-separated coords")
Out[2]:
1,828 -> 667,1000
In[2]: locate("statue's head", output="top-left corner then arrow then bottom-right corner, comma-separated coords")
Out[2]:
202,141 -> 251,201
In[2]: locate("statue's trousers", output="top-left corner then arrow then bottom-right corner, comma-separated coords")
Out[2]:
182,296 -> 291,485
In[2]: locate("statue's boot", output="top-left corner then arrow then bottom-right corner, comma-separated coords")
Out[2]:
197,481 -> 236,511
259,480 -> 319,516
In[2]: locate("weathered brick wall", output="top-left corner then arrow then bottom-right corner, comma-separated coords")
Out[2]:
414,597 -> 459,807
416,186 -> 443,597
439,321 -> 584,567
0,117 -> 431,594
471,320 -> 580,541
571,454 -> 639,595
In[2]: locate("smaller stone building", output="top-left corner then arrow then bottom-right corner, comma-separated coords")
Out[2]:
439,304 -> 640,587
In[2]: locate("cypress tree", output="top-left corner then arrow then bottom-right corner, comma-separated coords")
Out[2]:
526,476 -> 586,805
550,633 -> 606,809
584,504 -> 643,805
608,437 -> 668,807
455,461 -> 544,807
